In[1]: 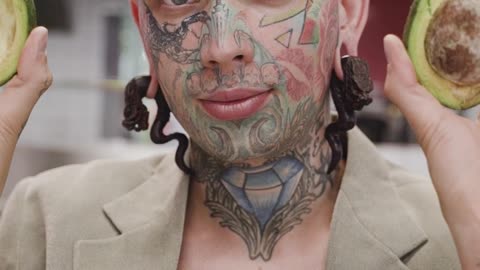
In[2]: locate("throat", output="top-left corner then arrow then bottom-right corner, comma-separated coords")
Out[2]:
189,126 -> 342,261
221,156 -> 306,230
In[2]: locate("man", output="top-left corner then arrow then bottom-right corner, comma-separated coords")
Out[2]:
0,0 -> 479,269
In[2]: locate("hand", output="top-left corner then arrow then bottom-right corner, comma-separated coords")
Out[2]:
0,27 -> 52,195
383,34 -> 480,270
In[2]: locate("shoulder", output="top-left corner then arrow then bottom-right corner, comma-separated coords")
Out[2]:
387,164 -> 460,269
6,151 -> 178,213
339,128 -> 460,269
0,151 -> 185,268
387,164 -> 444,227
388,164 -> 440,212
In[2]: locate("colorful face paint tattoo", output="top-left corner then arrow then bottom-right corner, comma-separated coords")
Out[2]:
142,0 -> 339,261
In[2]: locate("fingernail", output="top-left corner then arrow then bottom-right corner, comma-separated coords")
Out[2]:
37,28 -> 48,55
383,35 -> 393,65
384,35 -> 401,66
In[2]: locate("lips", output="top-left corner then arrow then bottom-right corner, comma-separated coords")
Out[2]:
199,88 -> 273,121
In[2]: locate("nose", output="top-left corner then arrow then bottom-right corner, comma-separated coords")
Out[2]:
200,32 -> 255,71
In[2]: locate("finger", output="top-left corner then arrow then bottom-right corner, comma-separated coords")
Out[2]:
383,34 -> 451,145
0,27 -> 52,137
4,27 -> 52,105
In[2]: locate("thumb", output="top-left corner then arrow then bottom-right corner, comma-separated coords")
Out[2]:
383,34 -> 449,147
6,27 -> 52,99
0,27 -> 52,193
0,27 -> 52,137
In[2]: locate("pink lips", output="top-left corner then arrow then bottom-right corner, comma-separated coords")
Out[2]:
199,88 -> 273,121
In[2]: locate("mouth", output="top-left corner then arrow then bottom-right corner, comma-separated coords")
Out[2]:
198,88 -> 273,121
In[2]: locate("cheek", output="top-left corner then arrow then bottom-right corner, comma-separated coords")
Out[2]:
156,56 -> 181,90
277,49 -> 314,102
182,23 -> 204,50
263,0 -> 339,102
304,0 -> 339,100
155,62 -> 188,116
315,0 -> 339,97
186,73 -> 202,96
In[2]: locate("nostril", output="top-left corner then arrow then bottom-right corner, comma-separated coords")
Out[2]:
208,60 -> 218,67
233,55 -> 244,62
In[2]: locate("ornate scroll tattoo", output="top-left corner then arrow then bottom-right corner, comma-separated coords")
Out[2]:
192,96 -> 333,261
145,6 -> 210,64
144,0 -> 339,262
211,0 -> 230,45
249,95 -> 284,154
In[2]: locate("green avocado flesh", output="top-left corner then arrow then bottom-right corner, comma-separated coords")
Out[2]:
0,0 -> 36,87
404,0 -> 480,109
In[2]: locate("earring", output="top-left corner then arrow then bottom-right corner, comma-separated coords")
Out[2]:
122,76 -> 194,176
123,76 -> 151,132
326,56 -> 374,174
150,83 -> 194,176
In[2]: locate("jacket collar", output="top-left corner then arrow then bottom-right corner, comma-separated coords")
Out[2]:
101,154 -> 189,234
74,153 -> 190,270
326,128 -> 428,269
74,128 -> 428,270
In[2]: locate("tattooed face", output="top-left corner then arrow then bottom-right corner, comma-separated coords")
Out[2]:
140,0 -> 339,162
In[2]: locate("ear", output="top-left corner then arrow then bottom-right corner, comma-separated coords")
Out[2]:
334,0 -> 370,79
130,0 -> 140,26
130,0 -> 159,98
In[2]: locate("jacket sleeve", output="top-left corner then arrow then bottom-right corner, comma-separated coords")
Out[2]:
0,179 -> 46,270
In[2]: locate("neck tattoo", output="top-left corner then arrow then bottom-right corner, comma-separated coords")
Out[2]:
143,0 -> 339,262
221,156 -> 305,230
191,134 -> 336,261
190,96 -> 337,261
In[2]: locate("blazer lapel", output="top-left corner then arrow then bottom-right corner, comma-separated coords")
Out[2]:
74,153 -> 190,270
326,128 -> 428,270
72,129 -> 428,270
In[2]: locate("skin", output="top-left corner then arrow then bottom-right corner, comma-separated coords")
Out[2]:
0,27 -> 52,194
140,0 -> 339,262
0,4 -> 479,270
384,35 -> 480,270
141,0 -> 336,163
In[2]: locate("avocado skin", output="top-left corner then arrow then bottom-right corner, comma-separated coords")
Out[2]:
0,0 -> 37,87
403,0 -> 480,110
404,0 -> 421,47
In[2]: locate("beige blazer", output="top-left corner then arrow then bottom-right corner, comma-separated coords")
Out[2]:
0,128 -> 460,270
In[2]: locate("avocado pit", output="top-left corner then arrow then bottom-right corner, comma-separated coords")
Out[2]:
425,0 -> 480,86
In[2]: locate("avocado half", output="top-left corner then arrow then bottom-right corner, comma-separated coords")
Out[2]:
404,0 -> 480,110
0,0 -> 37,87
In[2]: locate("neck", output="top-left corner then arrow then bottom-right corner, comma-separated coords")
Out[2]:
188,97 -> 343,261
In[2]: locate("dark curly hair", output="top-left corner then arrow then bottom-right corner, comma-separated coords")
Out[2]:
122,57 -> 372,176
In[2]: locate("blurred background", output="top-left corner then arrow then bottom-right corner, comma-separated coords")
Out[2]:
1,0 -> 479,204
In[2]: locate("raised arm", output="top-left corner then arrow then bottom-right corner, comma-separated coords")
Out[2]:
384,34 -> 480,270
0,27 -> 52,195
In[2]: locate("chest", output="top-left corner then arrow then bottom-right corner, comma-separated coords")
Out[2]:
177,253 -> 327,270
176,228 -> 329,270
